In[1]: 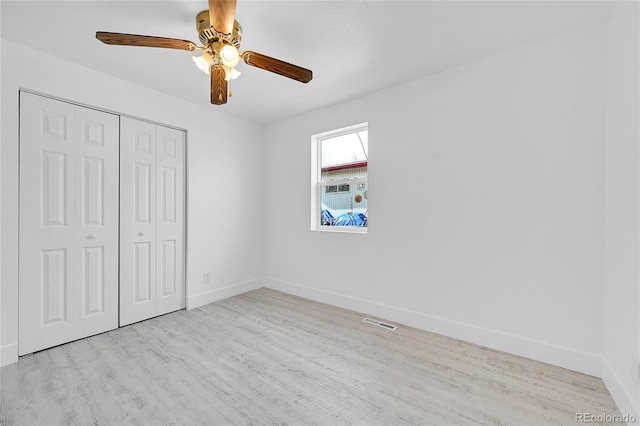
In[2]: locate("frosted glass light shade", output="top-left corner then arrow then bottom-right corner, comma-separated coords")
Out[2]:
220,45 -> 240,68
192,51 -> 214,74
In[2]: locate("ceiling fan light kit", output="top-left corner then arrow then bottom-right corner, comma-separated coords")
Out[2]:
96,0 -> 312,106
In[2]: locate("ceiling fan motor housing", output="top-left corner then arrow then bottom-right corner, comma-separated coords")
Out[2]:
196,10 -> 242,48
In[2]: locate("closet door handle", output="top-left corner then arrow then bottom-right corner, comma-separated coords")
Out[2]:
138,232 -> 145,236
87,234 -> 97,240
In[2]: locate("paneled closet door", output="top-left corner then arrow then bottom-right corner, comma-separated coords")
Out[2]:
155,125 -> 186,316
19,92 -> 119,355
120,117 -> 185,326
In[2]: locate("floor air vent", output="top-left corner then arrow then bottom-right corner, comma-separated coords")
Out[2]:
362,317 -> 398,331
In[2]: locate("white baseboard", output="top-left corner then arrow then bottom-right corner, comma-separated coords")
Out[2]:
186,278 -> 263,310
5,277 -> 633,417
263,277 -> 602,377
601,358 -> 640,422
1,342 -> 18,367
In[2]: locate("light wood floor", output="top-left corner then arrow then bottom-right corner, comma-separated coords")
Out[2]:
1,288 -> 621,425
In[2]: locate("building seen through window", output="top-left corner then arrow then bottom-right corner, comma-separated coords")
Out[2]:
314,125 -> 368,230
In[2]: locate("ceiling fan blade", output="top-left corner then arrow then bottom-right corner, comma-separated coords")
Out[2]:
211,65 -> 228,105
96,32 -> 196,51
209,0 -> 237,35
242,51 -> 312,83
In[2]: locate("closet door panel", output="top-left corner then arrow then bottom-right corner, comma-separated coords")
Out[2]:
74,106 -> 120,335
120,120 -> 185,325
156,125 -> 185,315
19,93 -> 119,355
120,117 -> 157,326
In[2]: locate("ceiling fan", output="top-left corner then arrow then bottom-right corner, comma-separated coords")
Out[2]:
96,0 -> 313,105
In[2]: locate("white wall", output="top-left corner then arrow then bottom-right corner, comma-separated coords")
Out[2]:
0,2 -> 4,372
603,1 -> 640,418
263,24 -> 607,376
0,40 -> 264,366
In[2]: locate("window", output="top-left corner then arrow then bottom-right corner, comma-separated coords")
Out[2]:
325,184 -> 350,193
311,123 -> 368,233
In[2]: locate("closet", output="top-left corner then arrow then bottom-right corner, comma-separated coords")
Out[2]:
18,92 -> 185,355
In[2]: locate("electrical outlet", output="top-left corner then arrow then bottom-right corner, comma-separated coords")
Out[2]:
203,272 -> 211,284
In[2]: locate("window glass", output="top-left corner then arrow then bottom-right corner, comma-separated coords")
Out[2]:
321,131 -> 368,168
312,124 -> 368,232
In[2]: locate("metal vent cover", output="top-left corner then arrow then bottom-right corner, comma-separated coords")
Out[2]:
362,317 -> 398,331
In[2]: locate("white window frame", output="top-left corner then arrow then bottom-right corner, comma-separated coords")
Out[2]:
311,122 -> 368,234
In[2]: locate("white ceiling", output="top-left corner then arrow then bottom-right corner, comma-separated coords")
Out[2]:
1,0 -> 615,125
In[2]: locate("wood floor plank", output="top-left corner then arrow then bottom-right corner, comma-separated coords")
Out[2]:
1,288 -> 622,425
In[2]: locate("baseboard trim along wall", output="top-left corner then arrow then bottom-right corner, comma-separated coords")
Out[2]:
601,359 -> 640,422
186,278 -> 263,310
4,276 -> 633,420
261,277 -> 602,378
1,343 -> 18,367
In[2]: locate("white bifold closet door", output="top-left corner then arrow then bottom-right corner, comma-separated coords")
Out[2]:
119,117 -> 185,326
19,92 -> 120,355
